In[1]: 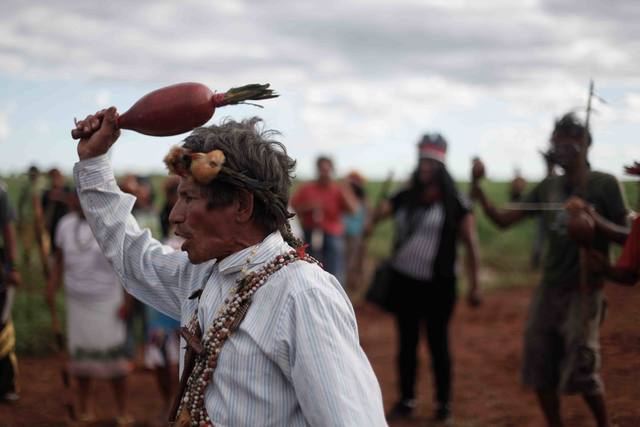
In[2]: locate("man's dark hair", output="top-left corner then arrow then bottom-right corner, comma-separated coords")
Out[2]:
552,113 -> 592,146
182,117 -> 297,240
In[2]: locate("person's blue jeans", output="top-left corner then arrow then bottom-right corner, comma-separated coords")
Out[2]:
303,229 -> 345,285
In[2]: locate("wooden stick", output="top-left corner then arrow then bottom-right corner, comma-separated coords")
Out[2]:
502,202 -> 565,211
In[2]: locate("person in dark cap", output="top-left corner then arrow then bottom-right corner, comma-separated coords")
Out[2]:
367,133 -> 481,423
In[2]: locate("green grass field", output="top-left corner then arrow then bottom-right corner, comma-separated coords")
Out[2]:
3,174 -> 639,355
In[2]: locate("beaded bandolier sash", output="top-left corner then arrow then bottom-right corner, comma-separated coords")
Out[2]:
169,247 -> 318,427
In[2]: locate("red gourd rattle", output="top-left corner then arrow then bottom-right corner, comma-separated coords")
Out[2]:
71,82 -> 278,139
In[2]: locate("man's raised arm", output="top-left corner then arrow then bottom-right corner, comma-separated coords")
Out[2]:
72,108 -> 193,319
471,184 -> 528,228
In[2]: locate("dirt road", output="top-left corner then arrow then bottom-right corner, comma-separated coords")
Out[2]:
2,283 -> 639,426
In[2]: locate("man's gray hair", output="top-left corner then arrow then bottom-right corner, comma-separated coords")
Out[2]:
182,117 -> 297,240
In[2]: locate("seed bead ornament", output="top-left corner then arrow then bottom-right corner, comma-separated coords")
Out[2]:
170,246 -> 319,427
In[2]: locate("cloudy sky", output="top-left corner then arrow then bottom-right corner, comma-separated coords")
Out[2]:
1,0 -> 640,182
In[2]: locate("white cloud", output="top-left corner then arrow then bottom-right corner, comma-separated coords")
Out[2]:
589,91 -> 640,128
0,52 -> 24,74
590,141 -> 640,177
1,0 -> 638,88
298,76 -> 480,155
0,0 -> 639,179
478,123 -> 550,179
622,93 -> 640,123
95,90 -> 112,107
34,120 -> 51,135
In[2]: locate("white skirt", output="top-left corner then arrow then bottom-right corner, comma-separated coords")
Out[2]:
65,285 -> 132,378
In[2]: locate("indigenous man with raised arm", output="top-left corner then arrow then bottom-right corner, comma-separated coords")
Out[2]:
72,107 -> 385,426
471,113 -> 627,427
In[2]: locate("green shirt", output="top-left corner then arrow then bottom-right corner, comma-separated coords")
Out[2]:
525,171 -> 627,289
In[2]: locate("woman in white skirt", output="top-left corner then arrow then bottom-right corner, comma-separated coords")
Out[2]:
46,190 -> 132,425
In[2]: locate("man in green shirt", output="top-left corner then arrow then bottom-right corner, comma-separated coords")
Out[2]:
472,113 -> 627,427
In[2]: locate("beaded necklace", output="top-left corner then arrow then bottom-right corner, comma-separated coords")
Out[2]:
172,246 -> 318,427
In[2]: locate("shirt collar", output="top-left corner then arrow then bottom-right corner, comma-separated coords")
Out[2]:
216,231 -> 287,276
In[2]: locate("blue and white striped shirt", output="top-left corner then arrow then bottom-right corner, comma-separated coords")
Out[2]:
74,154 -> 386,427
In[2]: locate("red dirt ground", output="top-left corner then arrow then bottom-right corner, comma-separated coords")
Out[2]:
2,283 -> 639,426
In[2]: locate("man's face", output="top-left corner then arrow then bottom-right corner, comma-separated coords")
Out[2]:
49,170 -> 65,187
169,178 -> 238,264
551,135 -> 586,170
317,160 -> 333,183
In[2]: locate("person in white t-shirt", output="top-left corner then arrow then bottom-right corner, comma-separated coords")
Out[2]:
46,189 -> 133,425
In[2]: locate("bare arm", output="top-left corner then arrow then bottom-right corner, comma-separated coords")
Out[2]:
471,185 -> 527,228
459,213 -> 481,307
73,108 -> 193,320
363,199 -> 393,238
590,210 -> 629,245
45,249 -> 64,332
339,182 -> 359,214
46,249 -> 64,294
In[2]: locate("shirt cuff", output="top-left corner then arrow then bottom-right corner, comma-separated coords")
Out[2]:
73,153 -> 116,188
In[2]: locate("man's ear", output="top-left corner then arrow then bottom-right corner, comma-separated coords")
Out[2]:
235,189 -> 255,223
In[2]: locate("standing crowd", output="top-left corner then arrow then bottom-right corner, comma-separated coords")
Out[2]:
0,107 -> 637,427
3,168 -> 184,426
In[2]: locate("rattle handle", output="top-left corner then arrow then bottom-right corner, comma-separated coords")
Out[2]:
70,115 -> 120,140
